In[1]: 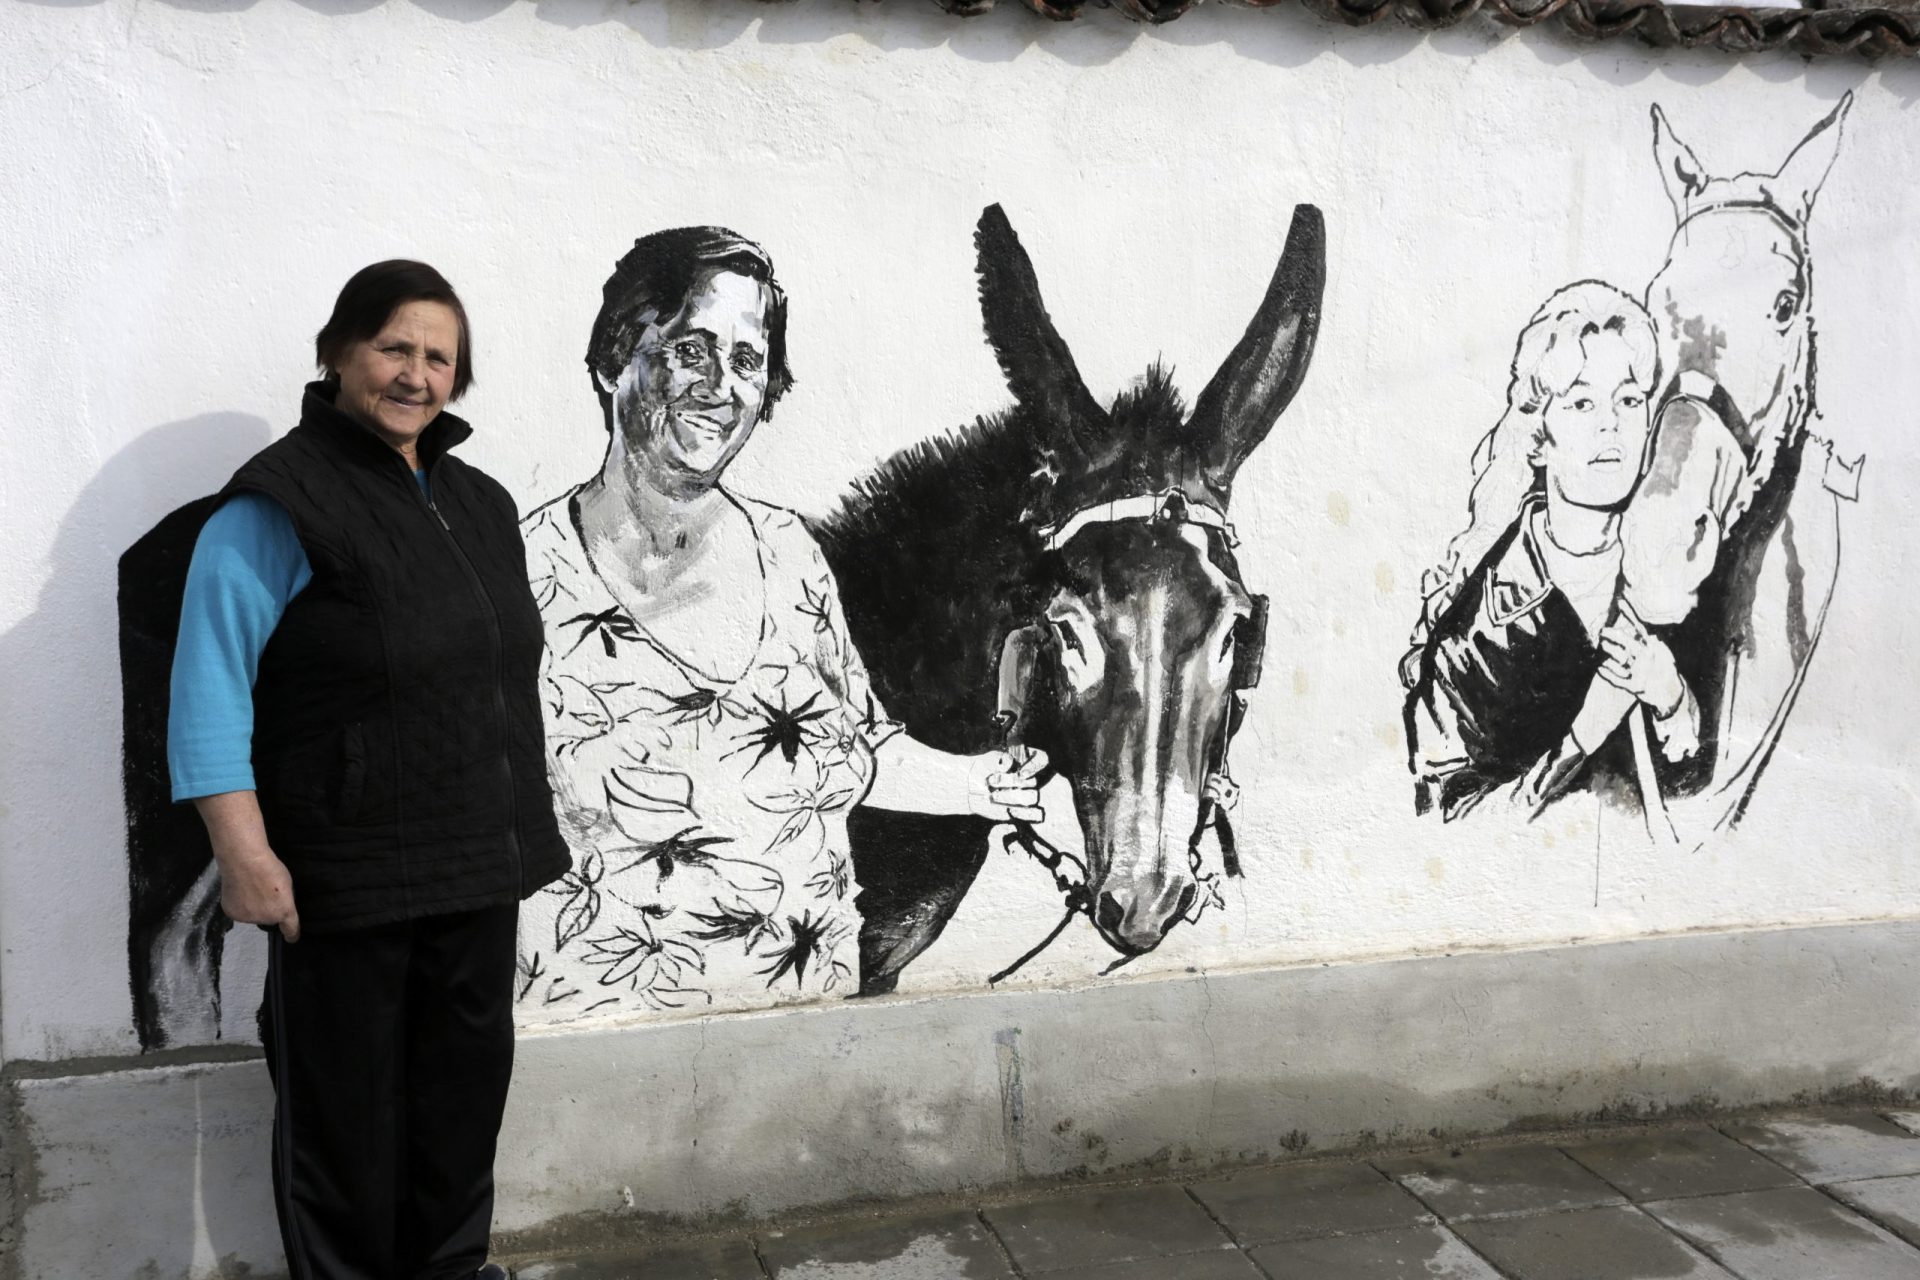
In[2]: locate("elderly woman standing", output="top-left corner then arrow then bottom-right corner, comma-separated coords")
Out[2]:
1402,281 -> 1701,824
517,228 -> 1044,1021
169,261 -> 568,1280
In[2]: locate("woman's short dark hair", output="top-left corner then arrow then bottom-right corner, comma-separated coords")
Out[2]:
315,260 -> 475,400
586,227 -> 794,425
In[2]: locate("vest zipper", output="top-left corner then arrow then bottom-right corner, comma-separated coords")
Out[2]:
404,459 -> 526,893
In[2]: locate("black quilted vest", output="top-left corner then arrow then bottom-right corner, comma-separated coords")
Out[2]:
220,383 -> 568,932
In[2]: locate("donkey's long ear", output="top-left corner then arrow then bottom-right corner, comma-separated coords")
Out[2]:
975,204 -> 1105,443
1187,203 -> 1325,493
1772,92 -> 1851,225
1651,104 -> 1710,223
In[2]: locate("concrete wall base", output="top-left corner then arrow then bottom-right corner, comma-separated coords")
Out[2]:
9,920 -> 1918,1279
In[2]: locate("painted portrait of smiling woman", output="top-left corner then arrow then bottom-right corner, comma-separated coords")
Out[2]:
1401,280 -> 1703,824
515,228 -> 1048,1022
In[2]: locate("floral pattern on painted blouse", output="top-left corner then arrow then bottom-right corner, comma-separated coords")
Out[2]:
514,489 -> 900,1025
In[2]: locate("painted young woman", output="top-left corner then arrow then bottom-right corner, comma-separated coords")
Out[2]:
1402,281 -> 1701,822
516,228 -> 1047,1021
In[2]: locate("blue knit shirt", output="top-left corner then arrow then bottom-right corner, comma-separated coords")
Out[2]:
168,473 -> 429,802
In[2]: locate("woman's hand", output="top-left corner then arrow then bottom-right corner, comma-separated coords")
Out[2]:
216,846 -> 302,942
967,748 -> 1049,824
192,791 -> 302,942
1597,601 -> 1686,719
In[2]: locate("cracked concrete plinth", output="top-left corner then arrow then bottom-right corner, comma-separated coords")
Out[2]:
10,920 -> 1920,1278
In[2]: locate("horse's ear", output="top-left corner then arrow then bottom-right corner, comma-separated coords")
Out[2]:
974,204 -> 1105,446
1773,92 -> 1851,225
1187,203 -> 1325,495
1651,104 -> 1711,223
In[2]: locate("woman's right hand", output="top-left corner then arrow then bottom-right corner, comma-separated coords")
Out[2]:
192,791 -> 301,942
216,845 -> 301,942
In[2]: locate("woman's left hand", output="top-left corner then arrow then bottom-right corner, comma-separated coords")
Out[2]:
1597,601 -> 1686,719
968,748 -> 1049,824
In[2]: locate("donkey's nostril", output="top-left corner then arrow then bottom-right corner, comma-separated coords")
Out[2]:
1175,882 -> 1198,921
1095,892 -> 1125,937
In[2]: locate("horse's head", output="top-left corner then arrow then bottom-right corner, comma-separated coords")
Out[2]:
974,203 -> 1323,956
1646,95 -> 1849,478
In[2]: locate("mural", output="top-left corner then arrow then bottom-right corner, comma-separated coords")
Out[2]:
1402,96 -> 1863,844
111,95 -> 1863,1047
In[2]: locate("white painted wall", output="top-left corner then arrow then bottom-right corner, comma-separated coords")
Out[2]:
2,0 -> 1917,1066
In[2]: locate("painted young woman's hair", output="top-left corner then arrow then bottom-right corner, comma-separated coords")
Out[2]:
585,226 -> 794,430
1401,281 -> 1660,684
315,260 -> 474,400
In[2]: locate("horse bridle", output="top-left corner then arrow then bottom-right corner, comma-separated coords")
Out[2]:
985,487 -> 1269,983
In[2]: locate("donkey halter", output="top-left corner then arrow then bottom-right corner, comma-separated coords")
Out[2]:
985,488 -> 1269,985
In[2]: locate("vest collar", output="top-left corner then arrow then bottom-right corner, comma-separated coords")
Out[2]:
299,380 -> 474,470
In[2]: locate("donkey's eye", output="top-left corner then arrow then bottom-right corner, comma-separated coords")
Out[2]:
1772,290 -> 1800,326
1051,619 -> 1084,658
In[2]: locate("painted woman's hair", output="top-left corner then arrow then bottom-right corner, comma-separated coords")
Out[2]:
1401,281 -> 1659,685
315,260 -> 474,400
585,226 -> 794,430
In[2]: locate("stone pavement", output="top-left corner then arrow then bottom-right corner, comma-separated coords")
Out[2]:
509,1108 -> 1920,1279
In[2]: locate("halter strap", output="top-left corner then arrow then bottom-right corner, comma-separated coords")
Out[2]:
1673,198 -> 1805,251
1037,488 -> 1236,553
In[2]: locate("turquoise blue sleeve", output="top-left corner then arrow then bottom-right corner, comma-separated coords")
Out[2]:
167,493 -> 315,802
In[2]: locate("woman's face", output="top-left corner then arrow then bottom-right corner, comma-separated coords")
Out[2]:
613,268 -> 772,489
332,300 -> 461,452
1536,332 -> 1651,511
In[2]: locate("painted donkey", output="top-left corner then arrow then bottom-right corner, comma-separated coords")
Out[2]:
1621,93 -> 1861,837
815,203 -> 1324,994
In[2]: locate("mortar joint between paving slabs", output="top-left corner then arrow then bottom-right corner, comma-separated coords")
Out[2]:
1549,1144 -> 1725,1275
1178,1183 -> 1279,1280
976,1206 -> 1032,1278
1710,1113 -> 1920,1256
1361,1157 -> 1534,1280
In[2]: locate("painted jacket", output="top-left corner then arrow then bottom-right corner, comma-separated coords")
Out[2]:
1404,497 -> 1700,823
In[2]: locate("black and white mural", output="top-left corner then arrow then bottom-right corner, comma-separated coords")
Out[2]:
1401,96 -> 1863,844
112,93 -> 1873,1048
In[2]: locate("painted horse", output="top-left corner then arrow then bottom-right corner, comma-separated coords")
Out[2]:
815,203 -> 1324,994
1621,93 -> 1861,838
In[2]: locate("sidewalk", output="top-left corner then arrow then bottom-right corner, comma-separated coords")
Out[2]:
509,1107 -> 1920,1279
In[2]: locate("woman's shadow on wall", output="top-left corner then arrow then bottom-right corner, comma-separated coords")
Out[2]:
0,412 -> 273,1056
111,415 -> 278,1057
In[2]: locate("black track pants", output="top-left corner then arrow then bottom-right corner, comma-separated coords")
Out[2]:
261,904 -> 518,1280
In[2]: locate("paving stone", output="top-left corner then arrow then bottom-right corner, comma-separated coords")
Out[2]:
757,1209 -> 1015,1279
1562,1125 -> 1803,1201
1453,1204 -> 1736,1279
1722,1111 -> 1920,1183
983,1184 -> 1231,1273
1250,1224 -> 1505,1279
515,1235 -> 765,1279
1043,1250 -> 1266,1279
1829,1173 -> 1920,1249
1189,1160 -> 1434,1243
1374,1145 -> 1626,1221
1889,1112 -> 1920,1138
1645,1186 -> 1920,1280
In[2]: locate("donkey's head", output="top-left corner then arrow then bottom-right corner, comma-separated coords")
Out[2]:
976,203 -> 1323,956
1646,95 -> 1849,484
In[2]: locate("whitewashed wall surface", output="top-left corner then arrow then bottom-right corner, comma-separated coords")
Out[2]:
2,0 -> 1917,1074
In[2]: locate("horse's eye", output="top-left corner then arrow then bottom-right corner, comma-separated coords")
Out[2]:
1052,619 -> 1084,658
1219,629 -> 1236,662
1773,290 -> 1800,326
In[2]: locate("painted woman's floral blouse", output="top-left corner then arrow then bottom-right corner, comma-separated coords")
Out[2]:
514,489 -> 899,1025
